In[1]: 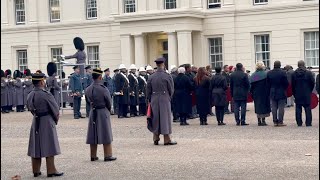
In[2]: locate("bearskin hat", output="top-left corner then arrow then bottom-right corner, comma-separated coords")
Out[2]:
62,71 -> 65,79
73,37 -> 84,51
47,62 -> 57,76
24,69 -> 31,76
5,69 -> 11,77
13,70 -> 21,79
1,70 -> 4,78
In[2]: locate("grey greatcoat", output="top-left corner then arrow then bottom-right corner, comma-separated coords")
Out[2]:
7,80 -> 14,106
27,87 -> 61,158
14,79 -> 24,106
65,51 -> 86,77
61,79 -> 69,103
47,76 -> 61,105
23,78 -> 33,105
85,81 -> 113,145
1,78 -> 8,106
146,69 -> 174,135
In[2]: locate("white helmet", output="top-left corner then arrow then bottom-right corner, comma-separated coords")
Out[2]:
119,64 -> 127,70
146,65 -> 153,71
129,64 -> 137,70
139,67 -> 146,72
170,65 -> 177,71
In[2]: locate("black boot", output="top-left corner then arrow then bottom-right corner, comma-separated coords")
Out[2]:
258,118 -> 262,126
200,117 -> 204,125
203,117 -> 208,125
262,118 -> 268,126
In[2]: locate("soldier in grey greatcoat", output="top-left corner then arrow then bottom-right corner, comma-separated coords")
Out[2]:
23,69 -> 33,109
146,57 -> 177,146
85,68 -> 117,162
1,70 -> 9,113
47,62 -> 61,106
5,70 -> 14,112
27,72 -> 63,178
13,70 -> 25,112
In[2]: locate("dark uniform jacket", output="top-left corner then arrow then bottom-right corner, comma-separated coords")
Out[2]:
230,70 -> 250,101
128,73 -> 139,106
137,75 -> 147,104
173,73 -> 193,113
266,68 -> 289,100
115,72 -> 130,105
69,73 -> 83,96
210,73 -> 228,107
292,68 -> 315,105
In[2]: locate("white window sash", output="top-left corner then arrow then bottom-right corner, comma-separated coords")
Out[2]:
49,0 -> 60,22
86,0 -> 97,19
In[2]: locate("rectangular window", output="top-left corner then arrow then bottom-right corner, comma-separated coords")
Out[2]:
87,46 -> 100,69
208,0 -> 221,9
209,38 -> 223,69
165,0 -> 176,9
124,0 -> 136,13
15,0 -> 25,24
304,31 -> 319,67
254,0 -> 268,5
86,0 -> 97,19
49,0 -> 60,22
17,50 -> 28,72
254,34 -> 270,68
51,48 -> 63,75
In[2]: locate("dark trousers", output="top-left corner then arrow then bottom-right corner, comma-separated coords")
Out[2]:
1,106 -> 6,112
130,105 -> 138,115
224,102 -> 230,112
113,96 -> 118,115
139,103 -> 147,115
118,104 -> 128,117
16,105 -> 24,112
271,99 -> 286,123
86,98 -> 91,117
234,100 -> 247,123
179,113 -> 188,123
215,106 -> 225,122
296,104 -> 312,126
199,112 -> 207,122
73,96 -> 82,118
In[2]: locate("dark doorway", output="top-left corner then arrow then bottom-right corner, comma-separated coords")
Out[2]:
163,53 -> 168,70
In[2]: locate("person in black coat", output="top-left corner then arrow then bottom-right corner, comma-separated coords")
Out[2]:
115,64 -> 130,118
292,60 -> 315,126
174,67 -> 193,126
316,74 -> 319,95
210,67 -> 228,125
128,65 -> 139,117
230,63 -> 250,126
222,65 -> 231,114
137,67 -> 147,116
170,67 -> 179,122
266,61 -> 289,126
194,67 -> 211,125
250,62 -> 271,126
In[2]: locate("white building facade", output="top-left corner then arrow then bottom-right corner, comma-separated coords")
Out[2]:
1,0 -> 319,75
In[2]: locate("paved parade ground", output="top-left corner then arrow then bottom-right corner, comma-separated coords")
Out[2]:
1,104 -> 319,180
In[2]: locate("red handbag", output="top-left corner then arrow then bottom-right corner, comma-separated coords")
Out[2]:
286,83 -> 293,97
226,87 -> 232,102
311,93 -> 319,110
247,93 -> 253,103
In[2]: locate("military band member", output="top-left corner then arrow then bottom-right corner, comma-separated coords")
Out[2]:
128,64 -> 139,117
145,65 -> 154,81
137,67 -> 147,116
147,58 -> 177,146
47,62 -> 61,106
23,69 -> 33,110
115,64 -> 130,118
84,66 -> 93,117
70,66 -> 85,119
112,69 -> 120,115
61,72 -> 68,108
5,69 -> 14,112
13,70 -> 25,112
103,68 -> 115,115
1,70 -> 9,113
85,68 -> 117,162
27,72 -> 63,177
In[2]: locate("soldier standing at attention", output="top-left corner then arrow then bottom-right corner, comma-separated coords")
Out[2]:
84,66 -> 93,117
13,70 -> 25,112
128,64 -> 139,117
137,67 -> 147,116
85,68 -> 117,162
46,62 -> 60,105
1,70 -> 9,113
147,58 -> 177,146
27,72 -> 63,177
70,66 -> 85,119
23,69 -> 33,111
115,64 -> 130,118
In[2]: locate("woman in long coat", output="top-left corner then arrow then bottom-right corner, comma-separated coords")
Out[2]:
210,67 -> 228,125
173,67 -> 193,126
250,61 -> 271,126
194,67 -> 211,125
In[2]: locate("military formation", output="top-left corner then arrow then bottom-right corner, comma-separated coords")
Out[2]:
1,37 -> 319,178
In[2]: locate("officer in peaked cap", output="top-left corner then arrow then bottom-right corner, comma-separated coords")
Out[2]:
85,68 -> 117,162
27,72 -> 63,177
69,65 -> 85,119
146,57 -> 177,146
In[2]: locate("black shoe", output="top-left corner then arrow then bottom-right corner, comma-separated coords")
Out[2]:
74,117 -> 80,119
200,121 -> 204,125
241,122 -> 249,126
34,172 -> 42,177
185,122 -> 190,125
218,122 -> 226,126
118,116 -> 124,118
124,116 -> 130,118
203,122 -> 208,125
104,156 -> 117,161
236,122 -> 240,126
154,140 -> 159,145
91,157 -> 99,161
47,172 -> 64,177
164,141 -> 177,145
306,124 -> 312,127
80,116 -> 85,118
297,124 -> 302,127
173,119 -> 180,123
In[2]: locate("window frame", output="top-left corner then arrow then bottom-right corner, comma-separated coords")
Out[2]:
208,0 -> 222,9
208,37 -> 224,69
124,0 -> 136,13
254,34 -> 271,69
49,0 -> 61,22
86,45 -> 100,69
15,0 -> 26,25
17,50 -> 28,72
253,0 -> 268,5
164,0 -> 177,10
304,31 -> 319,67
86,0 -> 98,19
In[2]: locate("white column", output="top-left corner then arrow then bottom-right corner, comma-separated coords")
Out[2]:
168,32 -> 178,67
177,31 -> 193,65
134,34 -> 146,68
120,34 -> 134,66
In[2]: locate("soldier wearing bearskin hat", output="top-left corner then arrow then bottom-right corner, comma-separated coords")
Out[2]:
4,69 -> 14,111
47,62 -> 61,106
1,70 -> 10,113
13,70 -> 25,112
23,69 -> 33,109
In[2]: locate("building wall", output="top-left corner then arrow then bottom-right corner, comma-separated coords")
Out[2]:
1,0 -> 319,74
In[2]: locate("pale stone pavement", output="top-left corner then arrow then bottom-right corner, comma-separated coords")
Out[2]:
1,104 -> 319,180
